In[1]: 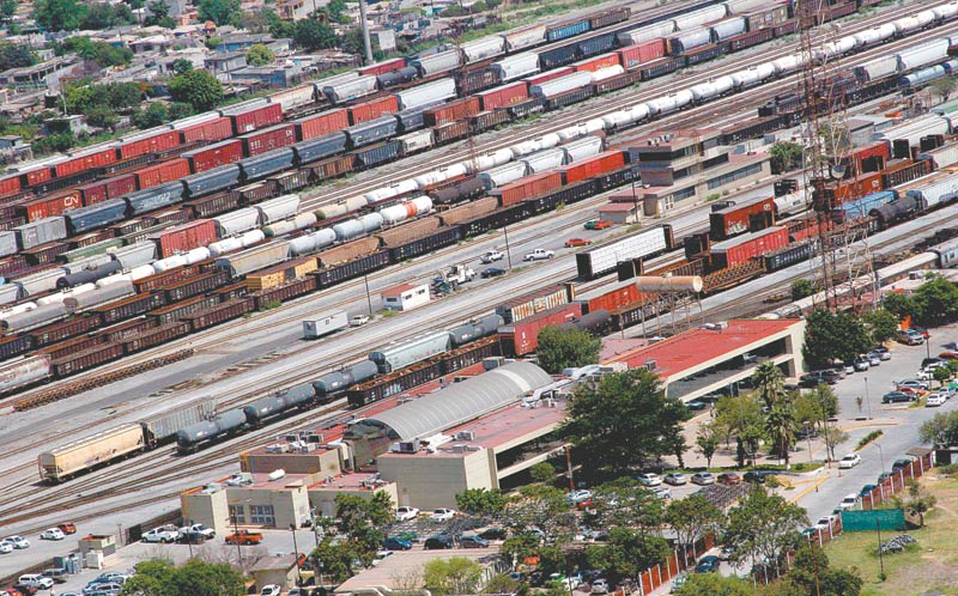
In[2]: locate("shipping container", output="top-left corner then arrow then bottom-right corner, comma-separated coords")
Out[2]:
311,154 -> 355,180
183,139 -> 244,173
547,19 -> 590,43
151,219 -> 217,258
709,196 -> 776,240
499,302 -> 583,356
455,65 -> 500,96
763,241 -> 815,272
295,109 -> 350,141
358,58 -> 406,76
348,96 -> 400,125
709,226 -> 790,269
434,121 -> 471,144
496,283 -> 572,323
423,97 -> 481,127
558,151 -> 626,184
616,39 -> 667,69
576,225 -> 673,279
492,171 -> 563,206
17,191 -> 83,221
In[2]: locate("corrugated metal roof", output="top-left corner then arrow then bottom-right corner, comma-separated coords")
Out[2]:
353,361 -> 552,441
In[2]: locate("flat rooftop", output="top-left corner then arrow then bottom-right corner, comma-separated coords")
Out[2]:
308,471 -> 387,492
604,319 -> 800,379
379,398 -> 567,459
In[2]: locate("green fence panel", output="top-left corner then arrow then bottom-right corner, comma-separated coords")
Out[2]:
841,509 -> 906,532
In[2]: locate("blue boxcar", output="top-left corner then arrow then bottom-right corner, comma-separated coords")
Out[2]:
833,190 -> 898,223
64,199 -> 127,234
547,20 -> 591,43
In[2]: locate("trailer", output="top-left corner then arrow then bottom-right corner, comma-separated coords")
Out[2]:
303,310 -> 349,339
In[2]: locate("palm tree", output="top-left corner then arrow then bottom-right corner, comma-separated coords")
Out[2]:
764,402 -> 798,468
753,362 -> 785,410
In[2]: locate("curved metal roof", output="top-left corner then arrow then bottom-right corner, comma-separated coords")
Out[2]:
354,361 -> 552,441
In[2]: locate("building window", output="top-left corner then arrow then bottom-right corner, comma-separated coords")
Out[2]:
707,163 -> 764,190
250,504 -> 275,526
229,505 -> 246,525
672,186 -> 696,202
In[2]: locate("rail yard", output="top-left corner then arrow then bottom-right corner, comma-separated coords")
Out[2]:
5,0 -> 958,592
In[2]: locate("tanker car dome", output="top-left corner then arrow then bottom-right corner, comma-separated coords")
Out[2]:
346,361 -> 552,442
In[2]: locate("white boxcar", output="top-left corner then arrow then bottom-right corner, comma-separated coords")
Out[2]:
411,50 -> 461,76
530,72 -> 593,98
111,242 -> 156,269
617,21 -> 675,46
323,75 -> 378,103
303,310 -> 349,339
854,55 -> 900,82
906,171 -> 958,207
492,53 -> 540,81
271,85 -> 317,111
398,129 -> 435,154
397,78 -> 457,110
575,225 -> 672,279
672,5 -> 727,31
0,355 -> 50,393
479,161 -> 528,188
368,329 -> 452,372
214,207 -> 260,237
39,423 -> 145,482
141,397 -> 217,447
502,25 -> 546,50
923,141 -> 958,168
897,39 -> 950,70
461,37 -> 506,63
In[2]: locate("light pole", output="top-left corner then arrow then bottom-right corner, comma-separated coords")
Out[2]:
864,377 -> 872,420
503,224 -> 513,270
803,420 -> 813,463
363,274 -> 374,316
290,524 -> 302,586
231,506 -> 243,570
876,443 -> 885,474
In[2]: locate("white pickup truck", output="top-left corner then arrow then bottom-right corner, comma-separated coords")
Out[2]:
178,524 -> 216,540
523,248 -> 555,261
480,249 -> 504,264
142,525 -> 181,543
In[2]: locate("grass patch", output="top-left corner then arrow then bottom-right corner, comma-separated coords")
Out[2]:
824,475 -> 958,596
378,309 -> 398,317
856,430 -> 883,451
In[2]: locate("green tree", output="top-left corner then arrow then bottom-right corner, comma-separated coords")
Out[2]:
862,308 -> 899,345
171,58 -> 193,75
882,292 -> 919,322
506,484 -> 573,539
769,141 -> 803,174
86,106 -> 117,129
782,545 -> 864,596
931,75 -> 957,102
327,0 -> 350,23
724,486 -> 808,575
198,0 -> 240,25
753,362 -> 785,410
32,132 -> 76,155
311,491 -> 393,578
144,0 -> 176,27
894,478 -> 937,527
79,2 -> 134,29
536,326 -> 601,374
0,44 -> 36,71
803,309 -> 871,369
714,393 -> 764,466
423,557 -> 484,595
455,488 -> 508,517
695,422 -> 720,468
133,102 -> 170,129
500,530 -> 542,567
120,558 -> 245,596
791,279 -> 815,301
664,494 -> 726,567
341,26 -> 367,56
674,573 -> 754,596
34,0 -> 85,31
586,527 -> 670,586
0,0 -> 15,23
246,43 -> 274,66
169,101 -> 194,120
563,369 -> 690,475
529,461 -> 555,484
934,365 -> 953,388
920,410 -> 958,446
294,12 -> 339,51
583,478 -> 664,532
914,275 -> 958,327
169,69 -> 224,111
764,398 -> 799,467
311,536 -> 361,582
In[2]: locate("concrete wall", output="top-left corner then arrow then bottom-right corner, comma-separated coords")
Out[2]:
243,449 -> 341,476
228,483 -> 311,529
377,450 -> 493,510
181,488 -> 231,536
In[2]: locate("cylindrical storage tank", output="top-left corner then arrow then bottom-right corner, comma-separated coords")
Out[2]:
476,314 -> 504,335
209,237 -> 243,256
359,212 -> 384,233
288,235 -> 317,256
668,28 -> 712,54
852,28 -> 882,46
633,276 -> 704,293
487,148 -> 514,167
410,196 -> 433,215
584,118 -> 605,134
689,81 -> 718,102
240,229 -> 266,247
380,204 -> 413,225
349,360 -> 379,384
536,133 -> 561,149
154,255 -> 188,272
771,55 -> 802,75
184,247 -> 211,264
530,72 -> 593,98
509,140 -> 542,158
601,110 -> 634,129
933,3 -> 958,20
313,372 -> 351,395
333,218 -> 365,240
556,123 -> 588,142
492,53 -> 540,81
711,17 -> 746,41
36,293 -> 67,305
712,75 -> 734,95
589,65 -> 624,82
522,148 -> 566,173
617,21 -> 675,46
129,265 -> 155,280
479,161 -> 528,189
915,9 -> 936,27
294,212 -> 317,230
264,220 -> 297,237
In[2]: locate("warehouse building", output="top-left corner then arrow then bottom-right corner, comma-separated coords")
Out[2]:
603,318 -> 806,403
345,361 -> 566,510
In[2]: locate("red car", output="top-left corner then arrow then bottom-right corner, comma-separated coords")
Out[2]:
717,472 -> 742,485
565,238 -> 592,247
584,219 -> 612,230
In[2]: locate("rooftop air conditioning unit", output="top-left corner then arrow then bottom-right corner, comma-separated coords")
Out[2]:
398,439 -> 420,453
465,445 -> 482,451
451,444 -> 467,454
306,434 -> 324,443
456,431 -> 476,441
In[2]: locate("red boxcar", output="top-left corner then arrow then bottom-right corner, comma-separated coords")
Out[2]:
135,158 -> 192,190
492,171 -> 563,206
842,140 -> 890,174
823,172 -> 884,208
20,166 -> 52,187
105,174 -> 138,200
499,302 -> 583,356
240,123 -> 297,157
477,82 -> 530,111
710,226 -> 790,269
423,97 -> 481,127
184,139 -> 244,173
229,103 -> 283,135
78,180 -> 109,206
54,148 -> 118,178
117,130 -> 180,160
572,52 -> 621,73
17,190 -> 83,221
0,175 -> 20,197
525,68 -> 574,87
709,196 -> 776,240
347,96 -> 400,125
617,39 -> 667,69
151,219 -> 218,258
358,58 -> 406,76
558,151 -> 627,184
577,280 -> 643,314
295,109 -> 350,141
178,117 -> 234,144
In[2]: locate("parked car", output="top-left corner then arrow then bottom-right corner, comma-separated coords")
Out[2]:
480,250 -> 504,263
56,523 -> 76,535
853,358 -> 870,372
430,508 -> 457,522
877,472 -> 893,484
865,353 -> 882,366
871,347 -> 892,360
685,399 -> 707,411
40,569 -> 68,585
664,472 -> 687,486
859,484 -> 877,498
882,391 -> 912,404
478,527 -> 507,540
395,506 -> 420,522
567,489 -> 593,504
523,248 -> 555,261
4,536 -> 29,550
481,267 -> 506,278
584,219 -> 612,230
142,525 -> 180,543
17,577 -> 52,591
459,535 -> 490,548
591,578 -> 609,594
897,330 -> 924,345
912,327 -> 930,339
838,454 -> 862,469
424,534 -> 454,549
717,472 -> 742,485
652,486 -> 672,500
691,472 -> 715,485
224,530 -> 263,545
0,542 -> 12,554
892,458 -> 914,471
744,471 -> 774,484
349,314 -> 370,327
839,493 -> 859,510
178,524 -> 214,540
636,473 -> 662,486
926,393 -> 947,407
260,585 -> 282,596
565,238 -> 592,247
694,555 -> 721,573
898,379 -> 930,391
39,529 -> 64,541
382,537 -> 413,551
